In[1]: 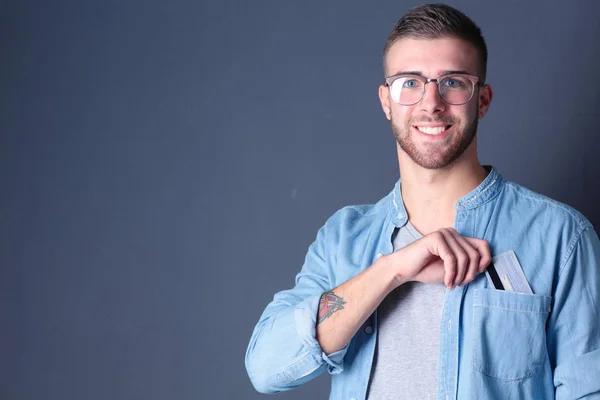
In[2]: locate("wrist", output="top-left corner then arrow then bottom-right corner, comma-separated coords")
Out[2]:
376,254 -> 407,291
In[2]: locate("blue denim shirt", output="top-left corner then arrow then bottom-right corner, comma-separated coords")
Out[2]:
245,166 -> 600,399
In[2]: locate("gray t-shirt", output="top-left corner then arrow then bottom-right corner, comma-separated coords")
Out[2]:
367,221 -> 447,400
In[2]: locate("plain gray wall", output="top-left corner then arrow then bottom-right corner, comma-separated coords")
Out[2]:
2,0 -> 600,399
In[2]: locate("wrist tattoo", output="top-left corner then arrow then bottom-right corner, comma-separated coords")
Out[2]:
317,291 -> 346,324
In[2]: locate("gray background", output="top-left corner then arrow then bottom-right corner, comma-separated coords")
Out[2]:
2,0 -> 599,399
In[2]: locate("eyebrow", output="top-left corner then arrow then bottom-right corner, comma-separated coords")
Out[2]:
389,70 -> 471,77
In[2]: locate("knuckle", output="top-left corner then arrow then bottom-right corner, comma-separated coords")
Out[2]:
445,254 -> 457,268
482,253 -> 492,265
456,251 -> 468,266
470,251 -> 481,264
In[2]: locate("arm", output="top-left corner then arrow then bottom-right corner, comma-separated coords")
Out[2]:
550,226 -> 600,399
245,218 -> 488,394
316,227 -> 491,354
244,211 -> 399,394
315,259 -> 398,354
245,216 -> 342,394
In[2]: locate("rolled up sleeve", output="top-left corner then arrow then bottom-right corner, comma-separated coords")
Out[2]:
295,294 -> 350,374
245,212 -> 348,394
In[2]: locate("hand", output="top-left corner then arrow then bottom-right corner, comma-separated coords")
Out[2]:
384,228 -> 491,289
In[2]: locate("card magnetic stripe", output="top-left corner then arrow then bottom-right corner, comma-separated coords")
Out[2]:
487,262 -> 505,290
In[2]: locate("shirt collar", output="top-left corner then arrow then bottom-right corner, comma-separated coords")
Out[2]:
388,165 -> 505,227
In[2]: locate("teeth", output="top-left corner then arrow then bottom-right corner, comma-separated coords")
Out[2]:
416,126 -> 447,135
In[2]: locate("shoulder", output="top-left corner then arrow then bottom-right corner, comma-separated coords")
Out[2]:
325,191 -> 391,229
316,190 -> 393,243
502,181 -> 592,231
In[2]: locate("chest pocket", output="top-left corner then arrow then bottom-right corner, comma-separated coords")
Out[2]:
472,288 -> 552,381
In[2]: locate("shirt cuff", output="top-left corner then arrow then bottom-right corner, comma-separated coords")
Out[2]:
294,293 -> 350,374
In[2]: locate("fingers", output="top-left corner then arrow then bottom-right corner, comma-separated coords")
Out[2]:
449,232 -> 481,286
426,231 -> 455,288
438,229 -> 467,289
465,237 -> 492,272
433,228 -> 490,290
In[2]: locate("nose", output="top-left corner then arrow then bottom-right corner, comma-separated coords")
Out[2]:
419,80 -> 446,114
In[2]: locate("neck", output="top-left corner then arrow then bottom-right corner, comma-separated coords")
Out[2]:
397,143 -> 489,235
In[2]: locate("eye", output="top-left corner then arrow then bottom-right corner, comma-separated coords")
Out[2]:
442,78 -> 466,88
402,79 -> 419,88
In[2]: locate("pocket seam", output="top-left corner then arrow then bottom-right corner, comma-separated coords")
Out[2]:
474,304 -> 550,315
472,354 -> 545,382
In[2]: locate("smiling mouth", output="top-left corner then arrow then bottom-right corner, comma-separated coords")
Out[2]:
413,125 -> 452,135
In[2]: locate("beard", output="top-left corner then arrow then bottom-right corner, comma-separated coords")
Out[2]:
391,113 -> 478,170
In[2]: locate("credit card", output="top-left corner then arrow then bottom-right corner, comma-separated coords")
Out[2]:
485,251 -> 533,294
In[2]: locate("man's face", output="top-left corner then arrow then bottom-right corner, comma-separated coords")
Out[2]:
379,37 -> 492,170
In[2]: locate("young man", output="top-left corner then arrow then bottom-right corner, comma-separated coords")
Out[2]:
245,4 -> 600,399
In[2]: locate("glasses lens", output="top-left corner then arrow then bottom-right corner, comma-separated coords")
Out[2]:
390,76 -> 425,105
389,75 -> 475,105
439,76 -> 474,105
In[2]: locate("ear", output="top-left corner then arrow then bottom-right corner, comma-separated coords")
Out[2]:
378,84 -> 392,120
477,84 -> 493,120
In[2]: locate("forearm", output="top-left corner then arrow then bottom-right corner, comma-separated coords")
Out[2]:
316,257 -> 399,354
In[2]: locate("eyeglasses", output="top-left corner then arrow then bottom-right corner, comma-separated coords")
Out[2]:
384,73 -> 483,106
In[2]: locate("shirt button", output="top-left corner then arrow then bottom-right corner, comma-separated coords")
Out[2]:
376,253 -> 383,259
447,319 -> 451,330
365,326 -> 373,334
350,398 -> 357,400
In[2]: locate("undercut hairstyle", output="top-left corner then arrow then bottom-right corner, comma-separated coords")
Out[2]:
383,3 -> 488,82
